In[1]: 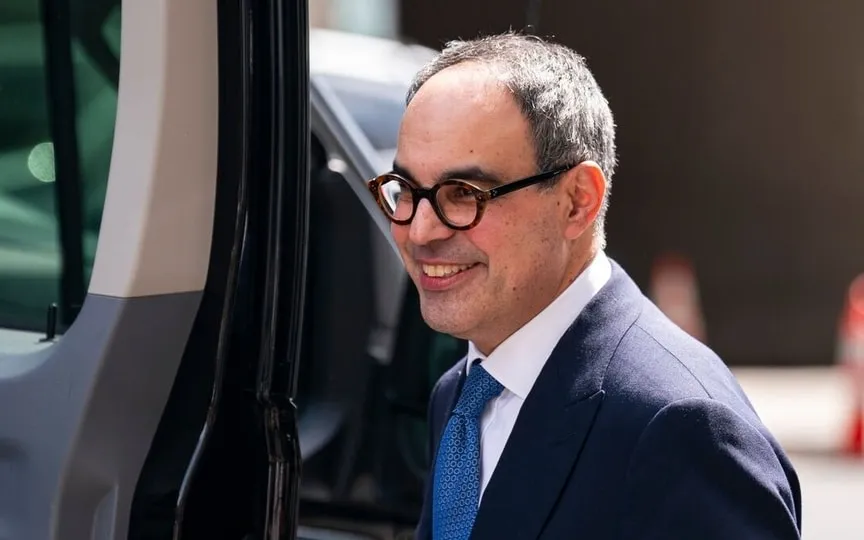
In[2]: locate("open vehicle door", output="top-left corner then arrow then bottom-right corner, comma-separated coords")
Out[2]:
0,0 -> 309,538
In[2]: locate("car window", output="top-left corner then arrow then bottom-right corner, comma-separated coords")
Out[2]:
0,1 -> 120,332
313,73 -> 406,163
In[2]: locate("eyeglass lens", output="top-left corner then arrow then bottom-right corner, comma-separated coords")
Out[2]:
377,177 -> 478,226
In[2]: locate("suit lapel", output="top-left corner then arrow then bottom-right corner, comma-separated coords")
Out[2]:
429,359 -> 467,457
470,385 -> 605,540
470,260 -> 644,540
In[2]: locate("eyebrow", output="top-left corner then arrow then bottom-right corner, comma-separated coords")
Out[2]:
391,161 -> 504,187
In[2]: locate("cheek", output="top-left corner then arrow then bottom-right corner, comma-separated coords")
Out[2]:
469,205 -> 560,287
467,213 -> 526,281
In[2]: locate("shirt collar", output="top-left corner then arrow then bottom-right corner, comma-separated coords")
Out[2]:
466,251 -> 612,399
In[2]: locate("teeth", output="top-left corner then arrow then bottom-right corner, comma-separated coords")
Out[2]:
422,263 -> 474,277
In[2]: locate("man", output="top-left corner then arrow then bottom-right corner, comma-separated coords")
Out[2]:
367,33 -> 802,539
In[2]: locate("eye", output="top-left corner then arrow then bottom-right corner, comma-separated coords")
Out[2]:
453,185 -> 475,199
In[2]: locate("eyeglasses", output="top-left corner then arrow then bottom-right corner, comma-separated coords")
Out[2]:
367,165 -> 573,231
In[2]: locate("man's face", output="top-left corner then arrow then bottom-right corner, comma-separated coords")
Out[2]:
391,64 -> 577,353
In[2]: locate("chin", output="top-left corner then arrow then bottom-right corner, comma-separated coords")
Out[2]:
417,298 -> 475,339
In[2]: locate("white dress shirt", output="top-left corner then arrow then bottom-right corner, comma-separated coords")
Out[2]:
465,250 -> 612,500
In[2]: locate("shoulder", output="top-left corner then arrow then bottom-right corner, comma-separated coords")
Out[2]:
590,294 -> 789,475
592,301 -> 801,536
617,396 -> 802,538
632,397 -> 785,467
603,298 -> 758,421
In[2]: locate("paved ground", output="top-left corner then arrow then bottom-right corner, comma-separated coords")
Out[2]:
791,453 -> 864,539
734,367 -> 864,538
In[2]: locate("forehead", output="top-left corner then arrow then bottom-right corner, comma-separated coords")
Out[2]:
395,63 -> 535,182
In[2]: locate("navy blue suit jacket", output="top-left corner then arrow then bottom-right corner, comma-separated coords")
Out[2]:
417,260 -> 802,539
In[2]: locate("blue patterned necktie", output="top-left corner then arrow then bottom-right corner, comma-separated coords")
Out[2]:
432,361 -> 504,540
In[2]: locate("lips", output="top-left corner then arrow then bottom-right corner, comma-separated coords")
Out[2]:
416,262 -> 480,292
421,263 -> 476,277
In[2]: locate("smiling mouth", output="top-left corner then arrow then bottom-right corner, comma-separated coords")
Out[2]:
421,263 -> 477,278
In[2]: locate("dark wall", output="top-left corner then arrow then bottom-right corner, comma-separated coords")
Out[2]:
399,1 -> 864,366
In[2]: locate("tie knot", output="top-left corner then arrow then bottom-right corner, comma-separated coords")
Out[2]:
453,362 -> 504,419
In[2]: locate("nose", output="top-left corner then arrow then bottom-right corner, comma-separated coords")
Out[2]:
407,198 -> 454,246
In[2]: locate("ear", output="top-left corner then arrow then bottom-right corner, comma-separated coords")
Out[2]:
559,161 -> 606,241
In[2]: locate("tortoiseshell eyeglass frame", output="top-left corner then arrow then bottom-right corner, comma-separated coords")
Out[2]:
366,165 -> 575,231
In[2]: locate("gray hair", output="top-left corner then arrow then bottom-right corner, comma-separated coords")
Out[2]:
406,32 -> 617,249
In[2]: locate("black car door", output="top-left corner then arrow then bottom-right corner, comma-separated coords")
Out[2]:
0,0 -> 310,538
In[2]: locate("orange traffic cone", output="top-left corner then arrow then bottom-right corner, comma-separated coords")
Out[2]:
838,274 -> 864,456
650,253 -> 706,343
848,408 -> 864,456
